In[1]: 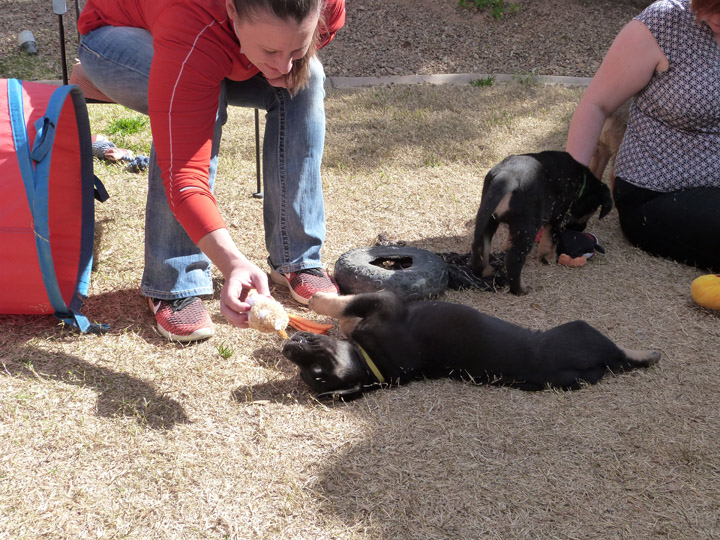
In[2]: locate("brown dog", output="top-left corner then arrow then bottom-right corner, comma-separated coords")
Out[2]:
588,101 -> 630,192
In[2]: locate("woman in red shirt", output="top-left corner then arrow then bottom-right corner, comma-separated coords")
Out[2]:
78,0 -> 346,342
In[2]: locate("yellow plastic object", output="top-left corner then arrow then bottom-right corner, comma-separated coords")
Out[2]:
690,274 -> 720,310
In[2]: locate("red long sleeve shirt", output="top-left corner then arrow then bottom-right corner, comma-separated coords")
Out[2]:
79,0 -> 345,243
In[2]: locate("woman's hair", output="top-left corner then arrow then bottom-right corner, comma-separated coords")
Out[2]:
232,0 -> 324,94
232,0 -> 322,24
692,0 -> 720,15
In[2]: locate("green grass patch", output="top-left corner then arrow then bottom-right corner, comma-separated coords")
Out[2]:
216,341 -> 235,359
458,0 -> 518,19
0,52 -> 60,81
470,76 -> 495,88
107,116 -> 149,137
512,69 -> 541,87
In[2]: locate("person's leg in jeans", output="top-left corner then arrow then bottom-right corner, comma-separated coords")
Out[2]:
78,26 -> 217,340
226,57 -> 337,304
78,26 -> 216,299
614,178 -> 720,271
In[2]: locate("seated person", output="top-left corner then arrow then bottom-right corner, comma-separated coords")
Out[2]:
566,0 -> 720,271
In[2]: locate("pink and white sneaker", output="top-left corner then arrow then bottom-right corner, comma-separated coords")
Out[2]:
270,268 -> 339,305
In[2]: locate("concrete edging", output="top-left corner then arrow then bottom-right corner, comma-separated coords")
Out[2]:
326,73 -> 592,88
40,73 -> 592,90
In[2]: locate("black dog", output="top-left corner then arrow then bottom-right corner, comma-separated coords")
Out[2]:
471,150 -> 613,295
281,291 -> 660,400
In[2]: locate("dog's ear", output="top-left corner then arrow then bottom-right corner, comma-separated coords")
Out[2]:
598,184 -> 613,219
584,172 -> 614,220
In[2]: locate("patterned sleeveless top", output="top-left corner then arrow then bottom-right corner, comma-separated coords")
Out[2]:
614,0 -> 720,191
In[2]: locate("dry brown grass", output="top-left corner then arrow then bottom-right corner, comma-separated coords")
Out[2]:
0,75 -> 720,540
5,2 -> 719,538
1,81 -> 719,539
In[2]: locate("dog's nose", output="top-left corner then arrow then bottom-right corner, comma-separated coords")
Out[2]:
281,339 -> 300,357
290,332 -> 311,343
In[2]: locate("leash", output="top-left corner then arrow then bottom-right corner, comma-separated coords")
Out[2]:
356,344 -> 386,384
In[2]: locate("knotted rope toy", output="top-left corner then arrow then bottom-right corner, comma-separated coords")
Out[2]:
91,137 -> 150,173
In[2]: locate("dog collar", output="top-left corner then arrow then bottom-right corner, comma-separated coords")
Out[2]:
356,344 -> 385,384
578,175 -> 587,199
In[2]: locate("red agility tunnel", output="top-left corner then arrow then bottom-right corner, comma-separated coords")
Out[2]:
0,79 -> 107,332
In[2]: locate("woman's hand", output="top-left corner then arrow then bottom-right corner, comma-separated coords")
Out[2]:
197,228 -> 271,329
219,260 -> 270,328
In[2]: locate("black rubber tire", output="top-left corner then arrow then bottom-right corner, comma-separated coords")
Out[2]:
333,245 -> 449,301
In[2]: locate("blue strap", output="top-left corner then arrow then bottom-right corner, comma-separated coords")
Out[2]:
30,115 -> 56,162
7,79 -> 107,333
7,79 -> 36,210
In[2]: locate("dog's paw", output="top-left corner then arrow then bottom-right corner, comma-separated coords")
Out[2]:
308,293 -> 325,314
510,285 -> 530,296
308,291 -> 345,318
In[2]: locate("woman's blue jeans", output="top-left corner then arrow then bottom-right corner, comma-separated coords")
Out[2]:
78,26 -> 327,300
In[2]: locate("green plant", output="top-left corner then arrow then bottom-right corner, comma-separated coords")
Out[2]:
512,69 -> 540,87
117,397 -> 150,425
470,76 -> 495,87
458,0 -> 518,19
216,341 -> 234,359
424,152 -> 442,167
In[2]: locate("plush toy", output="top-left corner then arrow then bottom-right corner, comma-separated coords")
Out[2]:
534,229 -> 605,267
690,274 -> 720,310
247,292 -> 290,338
246,290 -> 334,338
556,231 -> 605,267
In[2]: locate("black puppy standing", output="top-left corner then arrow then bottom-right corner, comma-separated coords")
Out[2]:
471,151 -> 613,294
282,291 -> 660,400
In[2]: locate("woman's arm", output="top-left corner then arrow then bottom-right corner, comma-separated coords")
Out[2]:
197,228 -> 271,328
566,20 -> 668,166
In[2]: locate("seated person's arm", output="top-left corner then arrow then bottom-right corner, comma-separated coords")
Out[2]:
566,20 -> 667,166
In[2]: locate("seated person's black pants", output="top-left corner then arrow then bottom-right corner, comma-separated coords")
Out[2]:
613,178 -> 720,272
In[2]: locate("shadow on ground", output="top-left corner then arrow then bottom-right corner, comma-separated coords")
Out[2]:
2,346 -> 189,429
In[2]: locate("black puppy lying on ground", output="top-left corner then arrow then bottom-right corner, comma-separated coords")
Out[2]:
471,150 -> 613,295
281,291 -> 660,400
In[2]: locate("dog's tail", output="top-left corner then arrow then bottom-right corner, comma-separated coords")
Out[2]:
473,170 -> 511,240
470,174 -> 510,276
